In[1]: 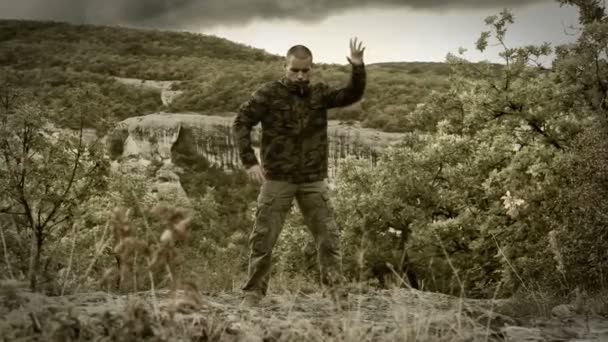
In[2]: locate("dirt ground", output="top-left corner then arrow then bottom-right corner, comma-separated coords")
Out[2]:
1,280 -> 607,342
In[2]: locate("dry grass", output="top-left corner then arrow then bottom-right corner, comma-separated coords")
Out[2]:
58,204 -> 509,341
95,204 -> 209,318
2,203 -> 607,341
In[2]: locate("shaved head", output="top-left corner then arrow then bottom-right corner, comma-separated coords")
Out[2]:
286,45 -> 313,62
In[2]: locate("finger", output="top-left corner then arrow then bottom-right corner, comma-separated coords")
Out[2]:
361,47 -> 366,55
358,40 -> 363,51
349,38 -> 353,53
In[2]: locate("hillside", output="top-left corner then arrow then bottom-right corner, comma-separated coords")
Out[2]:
3,5 -> 608,340
0,19 -> 453,132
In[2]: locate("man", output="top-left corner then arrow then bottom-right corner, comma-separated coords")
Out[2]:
233,37 -> 366,307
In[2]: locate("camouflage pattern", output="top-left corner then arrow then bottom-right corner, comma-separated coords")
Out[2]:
242,180 -> 343,295
233,64 -> 366,183
234,63 -> 366,297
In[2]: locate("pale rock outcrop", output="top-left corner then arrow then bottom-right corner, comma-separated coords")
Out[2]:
105,112 -> 407,202
107,111 -> 405,178
108,113 -> 247,170
151,163 -> 190,204
113,77 -> 183,106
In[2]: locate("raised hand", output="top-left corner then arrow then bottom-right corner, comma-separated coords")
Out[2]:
346,37 -> 365,66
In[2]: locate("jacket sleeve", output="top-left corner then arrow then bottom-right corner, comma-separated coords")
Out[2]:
322,63 -> 366,108
233,85 -> 268,169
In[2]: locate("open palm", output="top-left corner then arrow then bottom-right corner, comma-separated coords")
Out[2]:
347,37 -> 365,65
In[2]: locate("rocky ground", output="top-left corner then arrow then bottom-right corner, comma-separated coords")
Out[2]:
1,280 -> 607,342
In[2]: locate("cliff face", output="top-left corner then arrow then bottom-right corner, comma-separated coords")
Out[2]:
107,112 -> 405,180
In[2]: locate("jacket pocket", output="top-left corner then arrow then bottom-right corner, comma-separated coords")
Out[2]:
321,192 -> 334,212
255,194 -> 275,220
309,100 -> 327,127
270,103 -> 298,133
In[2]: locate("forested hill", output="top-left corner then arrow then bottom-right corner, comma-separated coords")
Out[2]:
0,19 -> 453,132
2,6 -> 608,335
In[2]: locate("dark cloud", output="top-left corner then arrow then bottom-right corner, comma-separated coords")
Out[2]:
0,0 -> 554,29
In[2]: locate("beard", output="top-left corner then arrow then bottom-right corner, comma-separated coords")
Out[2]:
289,79 -> 309,87
284,78 -> 311,96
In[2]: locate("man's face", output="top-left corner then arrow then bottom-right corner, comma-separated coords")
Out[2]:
284,55 -> 313,84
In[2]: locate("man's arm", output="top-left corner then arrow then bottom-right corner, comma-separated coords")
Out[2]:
322,63 -> 366,108
233,86 -> 267,169
322,37 -> 367,108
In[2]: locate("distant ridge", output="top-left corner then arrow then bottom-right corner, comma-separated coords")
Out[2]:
0,18 -> 455,132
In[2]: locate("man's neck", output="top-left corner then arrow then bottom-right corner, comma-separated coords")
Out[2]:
279,77 -> 310,97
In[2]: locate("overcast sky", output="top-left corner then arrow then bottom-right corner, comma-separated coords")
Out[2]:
0,0 -> 580,64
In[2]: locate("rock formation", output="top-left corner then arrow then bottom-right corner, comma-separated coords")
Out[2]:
107,112 -> 406,179
113,77 -> 183,106
105,112 -> 406,203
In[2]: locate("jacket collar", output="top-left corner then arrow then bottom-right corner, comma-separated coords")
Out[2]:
279,77 -> 311,97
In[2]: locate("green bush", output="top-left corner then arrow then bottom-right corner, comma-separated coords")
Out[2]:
333,6 -> 608,298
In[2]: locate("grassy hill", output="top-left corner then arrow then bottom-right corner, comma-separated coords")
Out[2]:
0,19 -> 454,132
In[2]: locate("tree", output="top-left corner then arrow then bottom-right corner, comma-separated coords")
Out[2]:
335,3 -> 608,296
0,71 -> 109,290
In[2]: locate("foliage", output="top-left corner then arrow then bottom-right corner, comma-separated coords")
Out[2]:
332,4 -> 608,297
169,142 -> 262,291
0,19 -> 454,131
9,68 -> 162,129
0,78 -> 110,291
3,1 -> 608,300
273,206 -> 317,277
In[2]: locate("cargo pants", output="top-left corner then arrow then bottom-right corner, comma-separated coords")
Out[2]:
242,179 -> 343,296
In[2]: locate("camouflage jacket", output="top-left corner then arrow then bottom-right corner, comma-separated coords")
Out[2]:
233,63 -> 366,183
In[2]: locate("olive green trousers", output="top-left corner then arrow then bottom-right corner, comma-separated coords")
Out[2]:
242,179 -> 343,296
